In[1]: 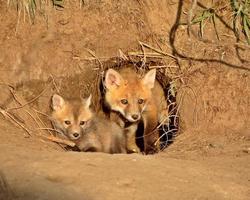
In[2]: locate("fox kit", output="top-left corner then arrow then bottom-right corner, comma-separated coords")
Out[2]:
51,94 -> 126,154
104,67 -> 168,154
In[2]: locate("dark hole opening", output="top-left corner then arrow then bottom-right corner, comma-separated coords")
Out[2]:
136,120 -> 144,152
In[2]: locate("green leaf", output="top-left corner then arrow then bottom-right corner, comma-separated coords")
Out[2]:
52,0 -> 64,8
243,15 -> 250,44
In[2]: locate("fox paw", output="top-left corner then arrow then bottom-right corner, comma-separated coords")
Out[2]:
127,146 -> 140,154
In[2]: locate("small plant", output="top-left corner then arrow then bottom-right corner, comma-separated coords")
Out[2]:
8,0 -> 38,23
52,0 -> 64,8
191,7 -> 220,40
7,0 -> 64,24
231,0 -> 250,44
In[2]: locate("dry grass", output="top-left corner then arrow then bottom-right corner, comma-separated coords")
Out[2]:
0,42 -> 182,153
231,0 -> 250,44
191,7 -> 220,40
0,77 -> 74,148
183,0 -> 250,45
94,45 -> 181,151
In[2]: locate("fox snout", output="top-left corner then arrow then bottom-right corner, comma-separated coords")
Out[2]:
68,131 -> 81,140
126,113 -> 141,122
132,114 -> 139,120
66,126 -> 82,140
124,102 -> 143,122
72,132 -> 80,139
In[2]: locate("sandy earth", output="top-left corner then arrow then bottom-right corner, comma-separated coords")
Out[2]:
0,117 -> 249,200
1,150 -> 250,200
0,0 -> 250,200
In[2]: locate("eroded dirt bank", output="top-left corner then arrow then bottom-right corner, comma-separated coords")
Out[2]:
0,0 -> 250,199
0,146 -> 249,200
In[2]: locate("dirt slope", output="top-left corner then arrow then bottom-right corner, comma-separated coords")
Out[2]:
0,0 -> 250,200
0,144 -> 249,200
0,114 -> 249,200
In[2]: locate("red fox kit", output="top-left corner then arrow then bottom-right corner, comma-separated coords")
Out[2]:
51,94 -> 126,154
104,67 -> 168,154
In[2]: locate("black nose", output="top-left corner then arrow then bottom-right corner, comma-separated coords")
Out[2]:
132,114 -> 139,120
73,133 -> 80,138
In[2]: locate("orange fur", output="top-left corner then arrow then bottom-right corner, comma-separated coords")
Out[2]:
51,94 -> 126,154
104,68 -> 168,154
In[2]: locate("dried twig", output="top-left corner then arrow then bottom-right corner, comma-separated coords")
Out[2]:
139,41 -> 147,66
118,49 -> 129,60
0,107 -> 31,136
139,41 -> 178,59
33,110 -> 54,135
40,134 -> 76,147
7,82 -> 50,111
85,48 -> 103,71
33,108 -> 51,119
37,127 -> 63,135
8,88 -> 22,106
149,65 -> 179,69
128,52 -> 167,58
0,82 -> 15,89
154,128 -> 179,147
49,74 -> 60,93
188,0 -> 197,36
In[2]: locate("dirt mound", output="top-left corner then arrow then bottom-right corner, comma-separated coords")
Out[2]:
0,0 -> 249,199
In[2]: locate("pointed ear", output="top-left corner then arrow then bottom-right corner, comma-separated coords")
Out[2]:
51,94 -> 65,111
104,69 -> 123,89
83,94 -> 92,108
142,69 -> 156,89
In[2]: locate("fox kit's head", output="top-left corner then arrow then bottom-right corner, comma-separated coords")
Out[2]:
104,68 -> 156,123
51,94 -> 93,140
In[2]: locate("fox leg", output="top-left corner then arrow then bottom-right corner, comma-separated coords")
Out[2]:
109,112 -> 139,153
125,124 -> 140,153
143,108 -> 160,154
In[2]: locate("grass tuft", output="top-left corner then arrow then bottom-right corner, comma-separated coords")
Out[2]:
7,0 -> 65,24
8,0 -> 38,23
52,0 -> 64,8
231,0 -> 250,44
191,7 -> 220,40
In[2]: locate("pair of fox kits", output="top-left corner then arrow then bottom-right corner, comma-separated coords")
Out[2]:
51,94 -> 126,153
51,67 -> 168,154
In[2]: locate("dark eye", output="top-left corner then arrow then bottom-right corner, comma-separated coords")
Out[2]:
64,120 -> 71,125
121,99 -> 128,105
79,121 -> 85,126
138,99 -> 144,104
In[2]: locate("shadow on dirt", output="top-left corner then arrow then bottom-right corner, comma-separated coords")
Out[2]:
169,0 -> 250,71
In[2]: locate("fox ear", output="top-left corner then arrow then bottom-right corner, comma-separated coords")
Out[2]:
84,94 -> 92,108
142,69 -> 156,89
105,69 -> 123,89
51,94 -> 65,111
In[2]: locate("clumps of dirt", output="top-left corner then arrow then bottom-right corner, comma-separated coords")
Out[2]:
0,0 -> 249,157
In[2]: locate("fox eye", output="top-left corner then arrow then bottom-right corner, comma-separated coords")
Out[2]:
79,121 -> 85,126
138,99 -> 144,104
121,99 -> 128,105
64,120 -> 71,125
